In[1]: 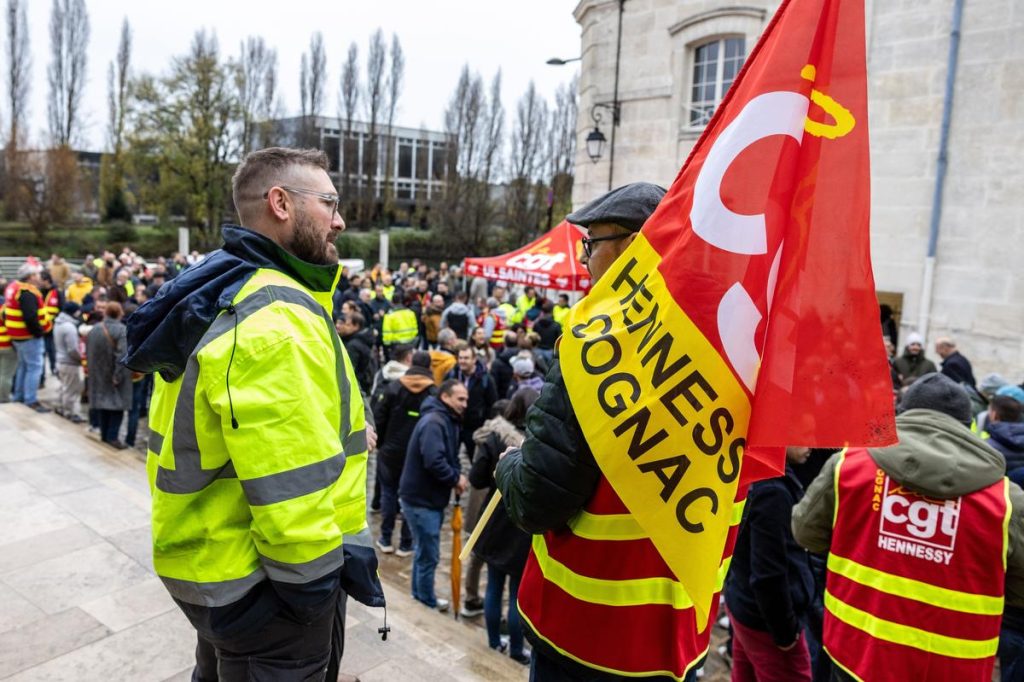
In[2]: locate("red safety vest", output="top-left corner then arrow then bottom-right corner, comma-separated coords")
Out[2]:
517,475 -> 746,680
478,311 -> 506,350
41,288 -> 60,332
0,305 -> 10,350
824,448 -> 1008,681
3,283 -> 46,341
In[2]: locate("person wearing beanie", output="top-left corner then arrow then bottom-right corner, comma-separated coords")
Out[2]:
793,372 -> 1024,681
372,348 -> 438,557
507,354 -> 543,398
892,332 -> 937,389
53,301 -> 85,423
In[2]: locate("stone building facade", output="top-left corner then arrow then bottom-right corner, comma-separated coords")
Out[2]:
571,0 -> 1024,377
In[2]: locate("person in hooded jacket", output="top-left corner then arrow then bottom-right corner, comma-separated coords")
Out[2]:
372,351 -> 437,555
440,291 -> 475,341
489,331 -> 519,399
531,302 -> 561,366
987,394 -> 1024,484
123,148 -> 382,682
470,389 -> 539,665
421,294 -> 445,349
792,373 -> 1024,682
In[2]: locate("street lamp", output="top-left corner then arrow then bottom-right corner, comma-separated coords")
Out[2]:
585,101 -> 619,163
546,56 -> 581,66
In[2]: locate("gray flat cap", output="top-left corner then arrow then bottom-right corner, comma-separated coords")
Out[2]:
567,182 -> 667,233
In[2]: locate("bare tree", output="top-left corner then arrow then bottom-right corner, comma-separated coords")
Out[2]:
235,35 -> 277,154
4,0 -> 31,220
299,53 -> 309,142
47,0 -> 90,147
547,74 -> 578,227
361,28 -> 387,225
506,81 -> 549,244
381,33 -> 404,213
299,32 -> 326,147
100,17 -> 131,220
339,42 -> 359,211
5,0 -> 30,146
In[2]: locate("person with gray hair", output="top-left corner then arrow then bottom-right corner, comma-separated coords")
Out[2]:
5,263 -> 50,412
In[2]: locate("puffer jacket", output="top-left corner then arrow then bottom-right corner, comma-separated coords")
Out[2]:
988,421 -> 1024,474
470,416 -> 530,576
399,396 -> 462,510
495,359 -> 601,534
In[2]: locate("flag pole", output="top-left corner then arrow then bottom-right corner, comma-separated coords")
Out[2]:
459,490 -> 503,563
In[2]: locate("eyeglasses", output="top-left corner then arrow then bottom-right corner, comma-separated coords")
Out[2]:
581,233 -> 631,257
264,186 -> 340,216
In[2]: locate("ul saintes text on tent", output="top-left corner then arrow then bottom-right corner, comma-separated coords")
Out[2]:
876,472 -> 960,566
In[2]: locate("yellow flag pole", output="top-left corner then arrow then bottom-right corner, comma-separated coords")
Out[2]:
459,490 -> 503,563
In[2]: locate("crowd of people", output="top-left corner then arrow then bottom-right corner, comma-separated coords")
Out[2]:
0,249 -> 202,447
4,166 -> 1024,681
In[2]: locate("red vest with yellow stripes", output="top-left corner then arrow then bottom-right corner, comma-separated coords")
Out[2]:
518,476 -> 745,679
3,283 -> 46,341
41,288 -> 59,333
824,449 -> 1007,681
0,305 -> 10,350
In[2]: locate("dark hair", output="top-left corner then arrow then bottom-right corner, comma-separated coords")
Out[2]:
455,291 -> 467,302
992,395 -> 1023,423
542,301 -> 554,314
347,311 -> 366,330
231,147 -> 329,222
505,387 -> 540,428
490,399 -> 511,419
104,301 -> 124,320
392,344 -> 414,363
439,378 -> 463,397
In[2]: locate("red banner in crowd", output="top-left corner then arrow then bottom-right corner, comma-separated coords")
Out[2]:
463,220 -> 591,292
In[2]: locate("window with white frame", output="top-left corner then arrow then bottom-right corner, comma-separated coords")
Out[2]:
689,37 -> 746,126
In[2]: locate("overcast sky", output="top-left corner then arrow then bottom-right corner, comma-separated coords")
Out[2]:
18,0 -> 581,150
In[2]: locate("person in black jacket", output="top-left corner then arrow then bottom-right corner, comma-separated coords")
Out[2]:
336,310 -> 376,394
935,337 -> 976,390
447,344 -> 498,461
531,302 -> 561,366
399,380 -> 469,610
372,351 -> 437,555
489,331 -> 518,399
495,182 -> 669,681
470,389 -> 539,665
725,447 -> 815,682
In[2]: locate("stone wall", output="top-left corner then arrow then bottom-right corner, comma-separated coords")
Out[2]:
571,0 -> 1024,378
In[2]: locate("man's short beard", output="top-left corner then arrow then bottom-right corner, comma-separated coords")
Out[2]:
287,207 -> 339,266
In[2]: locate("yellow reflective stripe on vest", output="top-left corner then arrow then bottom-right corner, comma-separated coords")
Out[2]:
517,606 -> 704,682
824,590 -> 999,659
531,535 -> 730,609
569,498 -> 747,541
827,553 -> 1003,616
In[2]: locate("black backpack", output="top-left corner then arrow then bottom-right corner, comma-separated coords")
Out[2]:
448,311 -> 470,340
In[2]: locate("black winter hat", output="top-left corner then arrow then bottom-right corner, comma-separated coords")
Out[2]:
898,372 -> 973,426
61,301 -> 80,315
567,182 -> 667,233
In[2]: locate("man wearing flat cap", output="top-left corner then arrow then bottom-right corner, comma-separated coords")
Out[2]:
496,183 -> 687,680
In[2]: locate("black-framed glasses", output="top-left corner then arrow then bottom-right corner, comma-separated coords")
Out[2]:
264,186 -> 340,216
581,233 -> 631,257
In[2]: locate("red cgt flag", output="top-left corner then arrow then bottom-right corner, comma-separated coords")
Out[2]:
561,0 -> 896,624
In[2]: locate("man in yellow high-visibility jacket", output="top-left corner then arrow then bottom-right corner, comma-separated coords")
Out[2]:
125,147 -> 382,681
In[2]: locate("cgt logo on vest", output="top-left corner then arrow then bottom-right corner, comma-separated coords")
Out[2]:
877,475 -> 960,565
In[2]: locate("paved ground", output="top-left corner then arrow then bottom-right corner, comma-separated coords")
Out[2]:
0,401 -> 526,681
0,393 -> 731,681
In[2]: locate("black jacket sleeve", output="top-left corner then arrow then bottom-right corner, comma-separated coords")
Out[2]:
19,290 -> 44,337
495,360 -> 602,534
747,484 -> 801,647
469,432 -> 500,490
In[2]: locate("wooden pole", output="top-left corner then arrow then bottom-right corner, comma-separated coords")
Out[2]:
459,490 -> 503,563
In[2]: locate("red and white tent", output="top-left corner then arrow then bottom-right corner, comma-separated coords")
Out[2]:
462,220 -> 592,292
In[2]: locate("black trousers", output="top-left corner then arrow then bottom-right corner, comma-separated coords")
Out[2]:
192,591 -> 347,682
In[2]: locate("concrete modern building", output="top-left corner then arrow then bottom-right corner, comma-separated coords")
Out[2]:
273,116 -> 451,225
570,0 -> 1023,377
